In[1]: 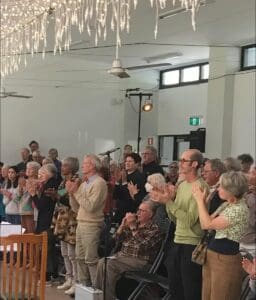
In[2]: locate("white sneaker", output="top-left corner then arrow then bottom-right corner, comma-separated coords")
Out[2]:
64,285 -> 75,295
57,278 -> 72,290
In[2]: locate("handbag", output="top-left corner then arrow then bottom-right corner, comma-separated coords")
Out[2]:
191,231 -> 212,265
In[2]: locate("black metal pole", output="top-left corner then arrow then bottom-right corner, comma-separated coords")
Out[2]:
128,92 -> 153,154
137,93 -> 142,153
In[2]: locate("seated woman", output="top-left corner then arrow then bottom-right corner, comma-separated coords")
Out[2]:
192,171 -> 249,300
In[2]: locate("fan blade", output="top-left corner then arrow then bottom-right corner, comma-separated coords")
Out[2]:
127,63 -> 171,71
9,95 -> 33,99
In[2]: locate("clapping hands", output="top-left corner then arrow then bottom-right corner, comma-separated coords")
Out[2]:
150,183 -> 177,204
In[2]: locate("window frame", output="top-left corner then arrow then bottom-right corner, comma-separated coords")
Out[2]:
241,44 -> 256,71
159,62 -> 209,89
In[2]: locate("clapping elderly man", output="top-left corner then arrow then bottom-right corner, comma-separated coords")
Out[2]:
66,154 -> 107,287
94,200 -> 163,300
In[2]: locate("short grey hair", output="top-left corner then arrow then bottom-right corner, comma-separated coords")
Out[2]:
62,157 -> 79,174
147,173 -> 166,187
224,157 -> 241,171
142,199 -> 158,216
207,159 -> 226,175
40,163 -> 57,177
27,161 -> 41,171
220,171 -> 248,199
85,154 -> 102,172
144,146 -> 157,159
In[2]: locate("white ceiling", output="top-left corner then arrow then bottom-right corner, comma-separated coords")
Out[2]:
3,0 -> 256,90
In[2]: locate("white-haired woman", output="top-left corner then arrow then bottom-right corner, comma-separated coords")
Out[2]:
192,171 -> 249,300
27,163 -> 59,284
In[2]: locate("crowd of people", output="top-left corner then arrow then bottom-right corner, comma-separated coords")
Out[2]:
0,140 -> 255,300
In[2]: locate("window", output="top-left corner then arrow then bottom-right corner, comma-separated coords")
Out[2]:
181,66 -> 200,82
241,44 -> 256,70
201,64 -> 209,80
160,62 -> 209,89
162,69 -> 179,85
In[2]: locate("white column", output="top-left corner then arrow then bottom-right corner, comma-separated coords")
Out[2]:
205,46 -> 240,159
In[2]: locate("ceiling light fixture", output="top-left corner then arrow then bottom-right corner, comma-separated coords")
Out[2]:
143,52 -> 182,63
0,1 -> 202,77
159,0 -> 215,20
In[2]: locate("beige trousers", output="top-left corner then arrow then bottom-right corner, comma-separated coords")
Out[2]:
75,222 -> 102,285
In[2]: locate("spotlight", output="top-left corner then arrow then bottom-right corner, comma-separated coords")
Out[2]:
142,99 -> 153,112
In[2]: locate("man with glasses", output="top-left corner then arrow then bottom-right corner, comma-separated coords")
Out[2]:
202,158 -> 226,214
151,149 -> 209,300
94,200 -> 163,300
141,146 -> 164,179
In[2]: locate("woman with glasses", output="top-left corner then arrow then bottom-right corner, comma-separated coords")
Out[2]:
192,171 -> 249,300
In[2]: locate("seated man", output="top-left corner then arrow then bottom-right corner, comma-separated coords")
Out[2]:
94,200 -> 163,300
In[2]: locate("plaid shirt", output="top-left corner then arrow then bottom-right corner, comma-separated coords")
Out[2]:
118,222 -> 164,262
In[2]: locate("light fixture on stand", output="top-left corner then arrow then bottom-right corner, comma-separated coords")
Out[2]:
127,90 -> 153,153
142,97 -> 153,112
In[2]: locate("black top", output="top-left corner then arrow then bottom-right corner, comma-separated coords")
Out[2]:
208,238 -> 239,255
31,177 -> 59,233
114,169 -> 146,223
16,159 -> 32,173
209,190 -> 224,215
142,161 -> 164,179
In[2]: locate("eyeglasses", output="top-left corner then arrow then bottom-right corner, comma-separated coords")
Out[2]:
142,152 -> 151,155
178,158 -> 193,163
137,209 -> 149,213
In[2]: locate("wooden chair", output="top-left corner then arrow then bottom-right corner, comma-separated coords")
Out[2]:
0,232 -> 48,300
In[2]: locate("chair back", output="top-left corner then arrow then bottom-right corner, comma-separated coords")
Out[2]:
0,232 -> 48,300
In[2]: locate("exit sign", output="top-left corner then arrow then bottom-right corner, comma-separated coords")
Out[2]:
189,116 -> 202,126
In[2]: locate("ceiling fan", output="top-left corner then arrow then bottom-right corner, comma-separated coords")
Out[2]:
0,89 -> 32,99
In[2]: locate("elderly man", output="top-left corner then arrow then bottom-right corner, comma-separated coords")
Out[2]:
141,146 -> 164,179
202,158 -> 226,214
66,154 -> 107,287
94,199 -> 163,300
151,149 -> 209,300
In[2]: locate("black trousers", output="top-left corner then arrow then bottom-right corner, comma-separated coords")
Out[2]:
46,229 -> 59,280
165,242 -> 202,300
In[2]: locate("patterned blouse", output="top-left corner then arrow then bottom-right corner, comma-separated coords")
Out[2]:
215,198 -> 249,242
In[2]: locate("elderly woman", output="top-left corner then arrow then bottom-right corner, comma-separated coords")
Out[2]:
53,157 -> 80,296
18,161 -> 41,232
27,163 -> 59,284
192,171 -> 249,300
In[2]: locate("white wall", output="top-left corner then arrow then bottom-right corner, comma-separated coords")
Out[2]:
158,83 -> 208,135
231,70 -> 256,158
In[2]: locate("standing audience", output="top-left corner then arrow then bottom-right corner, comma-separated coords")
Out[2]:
151,149 -> 209,300
2,166 -> 20,224
18,161 -> 41,232
66,154 -> 107,287
53,157 -> 80,296
27,163 -> 59,283
192,171 -> 249,300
